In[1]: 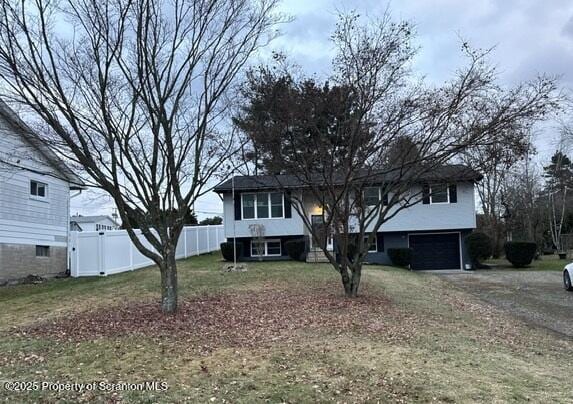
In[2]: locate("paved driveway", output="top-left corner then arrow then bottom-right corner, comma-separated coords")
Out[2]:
440,270 -> 573,337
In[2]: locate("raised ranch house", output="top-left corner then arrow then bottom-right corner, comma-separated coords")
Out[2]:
0,101 -> 84,282
70,215 -> 120,232
214,165 -> 482,270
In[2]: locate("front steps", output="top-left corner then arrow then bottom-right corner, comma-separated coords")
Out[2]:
306,249 -> 330,263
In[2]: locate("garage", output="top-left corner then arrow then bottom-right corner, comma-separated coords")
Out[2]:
409,233 -> 461,270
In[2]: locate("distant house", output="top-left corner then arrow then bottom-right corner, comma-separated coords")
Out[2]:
70,215 -> 120,232
214,165 -> 482,270
0,100 -> 84,282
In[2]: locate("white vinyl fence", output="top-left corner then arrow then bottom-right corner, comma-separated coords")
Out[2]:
69,225 -> 224,277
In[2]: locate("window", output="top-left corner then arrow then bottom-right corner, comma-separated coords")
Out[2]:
364,187 -> 389,207
30,180 -> 47,198
242,193 -> 284,219
257,193 -> 269,218
430,184 -> 449,204
266,240 -> 282,255
270,193 -> 283,218
36,245 -> 50,257
364,187 -> 380,206
364,235 -> 377,252
251,239 -> 282,256
242,194 -> 255,219
251,240 -> 265,256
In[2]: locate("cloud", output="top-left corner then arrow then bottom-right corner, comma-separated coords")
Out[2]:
78,1 -> 573,214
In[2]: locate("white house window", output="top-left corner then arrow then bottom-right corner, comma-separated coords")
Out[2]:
364,187 -> 389,207
270,193 -> 284,217
242,193 -> 284,219
430,184 -> 449,204
364,235 -> 377,252
364,187 -> 380,206
242,194 -> 256,219
30,180 -> 47,198
36,245 -> 50,257
257,194 -> 269,218
251,239 -> 282,256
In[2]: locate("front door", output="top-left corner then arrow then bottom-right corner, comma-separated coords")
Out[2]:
310,215 -> 333,250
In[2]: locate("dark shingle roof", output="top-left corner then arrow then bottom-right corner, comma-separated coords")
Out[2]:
213,165 -> 482,193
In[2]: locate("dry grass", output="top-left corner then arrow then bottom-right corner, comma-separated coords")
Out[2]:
0,253 -> 572,403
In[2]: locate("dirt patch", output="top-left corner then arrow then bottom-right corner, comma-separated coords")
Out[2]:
14,284 -> 419,350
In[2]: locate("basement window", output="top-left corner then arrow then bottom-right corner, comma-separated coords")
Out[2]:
251,239 -> 282,257
36,245 -> 50,257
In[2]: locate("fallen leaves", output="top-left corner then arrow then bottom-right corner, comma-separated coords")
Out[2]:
14,283 -> 419,350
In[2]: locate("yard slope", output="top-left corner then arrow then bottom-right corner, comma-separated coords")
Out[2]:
0,253 -> 571,403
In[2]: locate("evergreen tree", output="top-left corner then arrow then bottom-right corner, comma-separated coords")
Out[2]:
544,151 -> 573,192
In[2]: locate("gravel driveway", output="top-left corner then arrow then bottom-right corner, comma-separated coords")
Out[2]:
440,270 -> 573,337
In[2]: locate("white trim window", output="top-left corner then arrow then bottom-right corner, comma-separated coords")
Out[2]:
364,235 -> 377,252
363,187 -> 389,207
364,187 -> 380,206
30,180 -> 47,199
242,192 -> 284,219
430,184 -> 449,204
36,245 -> 50,257
251,239 -> 282,257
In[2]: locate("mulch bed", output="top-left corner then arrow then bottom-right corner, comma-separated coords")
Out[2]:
14,284 -> 419,348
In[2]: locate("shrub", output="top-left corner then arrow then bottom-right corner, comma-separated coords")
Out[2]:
285,238 -> 306,261
220,241 -> 243,262
465,232 -> 493,268
504,241 -> 537,268
387,248 -> 412,267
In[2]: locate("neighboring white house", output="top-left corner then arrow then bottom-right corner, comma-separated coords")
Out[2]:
70,215 -> 120,232
214,165 -> 482,270
0,100 -> 84,282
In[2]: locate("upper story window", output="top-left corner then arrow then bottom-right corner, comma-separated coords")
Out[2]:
30,180 -> 47,199
430,184 -> 449,204
423,183 -> 457,205
363,187 -> 389,207
242,192 -> 284,219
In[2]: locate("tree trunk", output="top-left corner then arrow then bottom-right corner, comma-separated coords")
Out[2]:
340,264 -> 362,297
160,249 -> 178,314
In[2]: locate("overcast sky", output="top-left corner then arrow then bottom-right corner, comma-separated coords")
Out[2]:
72,0 -> 573,220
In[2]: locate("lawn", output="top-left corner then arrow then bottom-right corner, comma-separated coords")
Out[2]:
485,253 -> 568,271
1,254 -> 572,403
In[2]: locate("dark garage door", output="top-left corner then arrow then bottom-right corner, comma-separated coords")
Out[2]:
409,233 -> 461,270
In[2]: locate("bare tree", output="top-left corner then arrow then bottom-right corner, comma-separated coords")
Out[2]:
503,155 -> 545,247
0,0 -> 282,313
249,223 -> 265,260
462,133 -> 533,256
544,135 -> 573,254
236,12 -> 562,297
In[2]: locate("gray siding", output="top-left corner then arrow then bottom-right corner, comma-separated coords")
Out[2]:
365,229 -> 473,269
222,182 -> 477,238
375,183 -> 476,232
0,116 -> 71,247
223,192 -> 306,238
